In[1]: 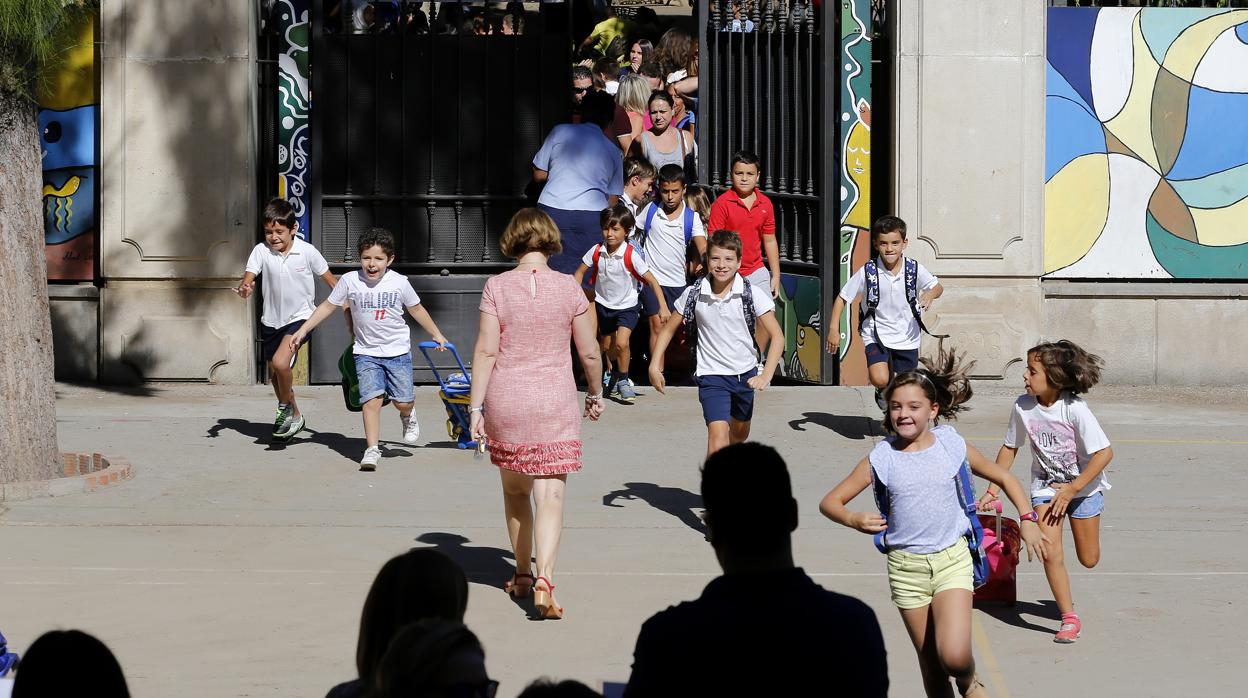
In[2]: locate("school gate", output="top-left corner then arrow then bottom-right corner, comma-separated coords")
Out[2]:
259,0 -> 879,386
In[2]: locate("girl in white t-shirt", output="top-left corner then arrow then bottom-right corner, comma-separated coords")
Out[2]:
821,347 -> 1045,698
979,340 -> 1112,644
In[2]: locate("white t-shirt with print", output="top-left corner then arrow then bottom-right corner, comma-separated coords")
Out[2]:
837,257 -> 938,351
674,275 -> 775,377
580,242 -> 650,310
245,237 -> 331,329
638,202 -> 706,287
1004,393 -> 1112,499
327,270 -> 421,357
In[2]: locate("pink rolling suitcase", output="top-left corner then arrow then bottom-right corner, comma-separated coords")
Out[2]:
973,502 -> 1019,607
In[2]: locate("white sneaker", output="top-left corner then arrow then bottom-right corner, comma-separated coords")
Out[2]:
401,413 -> 421,444
360,446 -> 382,471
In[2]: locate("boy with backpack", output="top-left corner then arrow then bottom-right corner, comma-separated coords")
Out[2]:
635,164 -> 706,361
574,204 -> 670,403
825,215 -> 943,410
649,231 -> 784,457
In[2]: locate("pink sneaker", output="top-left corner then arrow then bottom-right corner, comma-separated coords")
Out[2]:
1054,612 -> 1081,643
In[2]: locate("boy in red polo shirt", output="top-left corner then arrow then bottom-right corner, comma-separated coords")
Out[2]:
708,150 -> 781,358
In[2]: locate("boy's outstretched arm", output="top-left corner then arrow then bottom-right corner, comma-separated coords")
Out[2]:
919,282 -> 943,311
288,298 -> 341,350
825,296 -> 849,353
818,456 -> 884,534
747,310 -> 783,390
642,271 -> 670,322
407,303 -> 447,349
235,271 -> 257,298
646,311 -> 684,394
573,263 -> 590,287
318,270 -> 354,333
967,445 -> 1047,562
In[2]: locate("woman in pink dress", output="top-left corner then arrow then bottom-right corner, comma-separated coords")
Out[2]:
467,208 -> 605,620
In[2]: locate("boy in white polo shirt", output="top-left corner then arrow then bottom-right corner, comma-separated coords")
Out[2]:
574,204 -> 670,403
649,231 -> 784,457
290,228 -> 447,471
826,215 -> 943,410
236,198 -> 341,441
636,164 -> 707,361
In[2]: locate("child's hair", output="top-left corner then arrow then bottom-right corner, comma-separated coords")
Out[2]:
638,60 -> 664,84
624,155 -> 658,184
883,343 -> 976,434
599,203 -> 636,235
707,229 -> 743,260
263,197 -> 297,230
685,184 -> 713,229
500,207 -> 562,259
656,163 -> 686,187
592,57 -> 617,85
729,149 -> 761,172
871,215 -> 908,244
647,89 -> 676,112
1027,340 -> 1103,394
358,227 -> 396,257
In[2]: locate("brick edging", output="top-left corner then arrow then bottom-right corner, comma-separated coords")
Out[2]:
0,452 -> 133,502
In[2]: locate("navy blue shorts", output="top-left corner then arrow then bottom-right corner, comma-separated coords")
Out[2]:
696,368 -> 757,424
865,343 -> 919,373
641,283 -> 687,317
539,204 -> 602,276
260,320 -> 305,363
597,303 -> 642,335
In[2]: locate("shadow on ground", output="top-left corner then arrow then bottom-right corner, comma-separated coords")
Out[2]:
787,411 -> 882,440
603,482 -> 707,537
206,419 -> 413,461
414,532 -> 533,617
978,599 -> 1060,636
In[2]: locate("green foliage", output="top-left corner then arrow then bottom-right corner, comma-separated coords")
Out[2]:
0,0 -> 95,100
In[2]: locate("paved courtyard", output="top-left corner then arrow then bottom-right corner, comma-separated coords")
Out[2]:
2,381 -> 1245,696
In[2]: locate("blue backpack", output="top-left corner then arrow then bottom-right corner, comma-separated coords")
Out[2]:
861,256 -> 948,341
640,204 -> 696,249
870,458 -> 990,589
0,629 -> 18,677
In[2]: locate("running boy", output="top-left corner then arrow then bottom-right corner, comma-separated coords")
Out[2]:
235,197 -> 339,441
574,204 -> 670,403
289,228 -> 447,471
826,215 -> 943,410
649,231 -> 783,457
708,150 -> 780,365
636,164 -> 707,360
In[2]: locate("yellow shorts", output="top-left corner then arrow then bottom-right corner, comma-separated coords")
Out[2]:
886,542 -> 974,609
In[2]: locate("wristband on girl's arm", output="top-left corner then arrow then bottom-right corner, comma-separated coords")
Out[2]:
1020,511 -> 1039,523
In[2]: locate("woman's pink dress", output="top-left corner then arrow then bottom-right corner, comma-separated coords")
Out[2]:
480,269 -> 589,475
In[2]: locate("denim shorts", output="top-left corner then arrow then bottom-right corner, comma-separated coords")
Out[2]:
696,368 -> 757,424
1033,491 -> 1105,519
864,342 -> 919,372
355,352 -> 415,403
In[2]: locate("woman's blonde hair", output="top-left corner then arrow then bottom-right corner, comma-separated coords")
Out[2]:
617,74 -> 650,115
500,208 -> 562,259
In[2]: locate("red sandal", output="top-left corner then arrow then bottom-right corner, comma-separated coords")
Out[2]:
504,572 -> 534,598
533,576 -> 563,620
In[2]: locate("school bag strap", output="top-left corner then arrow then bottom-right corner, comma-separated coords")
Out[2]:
589,243 -> 645,287
870,463 -> 890,553
859,257 -> 949,341
640,204 -> 695,247
954,460 -> 991,589
680,275 -> 758,375
682,206 -> 695,245
588,244 -> 603,286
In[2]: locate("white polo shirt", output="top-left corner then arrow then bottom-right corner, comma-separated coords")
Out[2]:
674,275 -> 775,377
638,201 -> 706,287
327,270 -> 421,357
838,257 -> 938,351
245,237 -> 331,329
580,242 -> 650,310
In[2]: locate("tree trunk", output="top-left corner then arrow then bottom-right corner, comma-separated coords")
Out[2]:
0,88 -> 60,483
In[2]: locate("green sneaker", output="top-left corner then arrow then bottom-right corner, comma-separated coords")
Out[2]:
272,404 -> 291,437
275,413 -> 305,441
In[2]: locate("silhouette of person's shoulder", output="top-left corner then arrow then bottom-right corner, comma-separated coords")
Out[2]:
326,678 -> 364,698
625,568 -> 888,697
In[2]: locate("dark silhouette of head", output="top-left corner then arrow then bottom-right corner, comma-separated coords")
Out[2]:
373,620 -> 492,698
579,89 -> 616,129
355,549 -> 470,687
12,629 -> 130,698
701,443 -> 798,567
518,678 -> 603,697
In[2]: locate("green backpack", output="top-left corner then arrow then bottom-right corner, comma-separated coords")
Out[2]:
339,346 -> 391,412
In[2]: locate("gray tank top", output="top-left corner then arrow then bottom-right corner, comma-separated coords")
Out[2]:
640,130 -> 688,172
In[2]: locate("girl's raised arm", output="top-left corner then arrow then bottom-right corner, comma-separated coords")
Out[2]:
966,445 -> 1047,561
819,456 -> 886,534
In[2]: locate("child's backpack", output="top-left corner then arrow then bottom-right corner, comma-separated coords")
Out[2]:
0,629 -> 18,676
680,275 -> 756,375
974,501 -> 1020,606
587,243 -> 646,287
870,458 -> 991,589
338,346 -> 392,412
639,204 -> 696,251
861,257 -> 948,340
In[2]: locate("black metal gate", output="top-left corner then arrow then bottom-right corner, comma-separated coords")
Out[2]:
306,2 -> 573,382
697,0 -> 841,383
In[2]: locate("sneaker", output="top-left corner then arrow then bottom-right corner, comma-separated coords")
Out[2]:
276,413 -> 305,440
1054,613 -> 1081,643
401,413 -> 421,445
272,403 -> 291,437
360,446 -> 382,471
605,371 -> 621,398
617,377 -> 637,403
874,389 -> 887,412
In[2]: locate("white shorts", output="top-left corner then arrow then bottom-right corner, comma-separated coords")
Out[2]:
744,267 -> 772,295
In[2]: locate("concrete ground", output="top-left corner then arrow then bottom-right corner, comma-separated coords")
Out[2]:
1,380 -> 1245,697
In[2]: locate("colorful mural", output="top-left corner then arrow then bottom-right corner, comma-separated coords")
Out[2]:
274,0 -> 311,238
775,273 -> 822,382
38,11 -> 97,281
1045,8 -> 1248,279
837,0 -> 871,383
